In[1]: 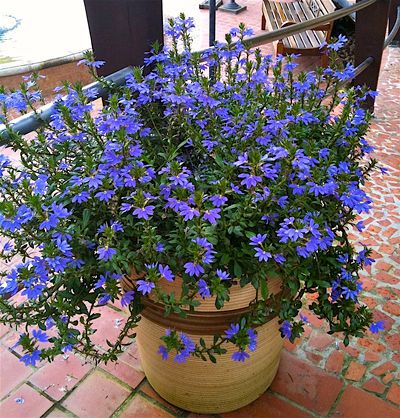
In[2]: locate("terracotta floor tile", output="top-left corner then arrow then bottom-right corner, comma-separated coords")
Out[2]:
333,386 -> 400,418
221,391 -> 314,418
0,350 -> 33,400
44,407 -> 73,418
139,381 -> 184,415
90,306 -> 127,348
118,394 -> 174,418
100,359 -> 145,389
29,354 -> 92,401
0,323 -> 9,339
61,371 -> 130,418
0,384 -> 53,418
387,383 -> 400,407
117,343 -> 143,373
270,352 -> 343,416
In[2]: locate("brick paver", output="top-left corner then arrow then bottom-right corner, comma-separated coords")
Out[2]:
0,1 -> 399,417
271,352 -> 344,416
61,371 -> 130,418
117,395 -> 175,418
0,384 -> 53,418
29,354 -> 92,401
332,386 -> 400,418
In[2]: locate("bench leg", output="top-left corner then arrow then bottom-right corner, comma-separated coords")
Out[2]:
277,41 -> 285,57
320,46 -> 329,68
261,13 -> 266,30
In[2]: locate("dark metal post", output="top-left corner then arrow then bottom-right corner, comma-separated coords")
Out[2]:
354,0 -> 391,111
83,0 -> 163,77
199,0 -> 223,10
209,0 -> 216,46
389,0 -> 400,45
220,0 -> 247,14
209,0 -> 216,80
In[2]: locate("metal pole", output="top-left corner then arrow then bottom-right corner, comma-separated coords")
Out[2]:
389,0 -> 400,45
199,0 -> 223,10
209,0 -> 216,46
209,0 -> 216,80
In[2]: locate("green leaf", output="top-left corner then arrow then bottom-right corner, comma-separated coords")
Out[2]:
82,209 -> 91,228
260,277 -> 268,300
233,261 -> 242,278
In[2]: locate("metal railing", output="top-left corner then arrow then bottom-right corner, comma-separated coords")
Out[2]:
0,0 -> 399,142
385,4 -> 400,47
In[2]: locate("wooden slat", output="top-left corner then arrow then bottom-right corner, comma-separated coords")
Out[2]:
314,0 -> 336,14
297,0 -> 327,46
261,0 -> 335,53
281,3 -> 306,48
270,2 -> 299,49
286,2 -> 314,48
264,1 -> 280,30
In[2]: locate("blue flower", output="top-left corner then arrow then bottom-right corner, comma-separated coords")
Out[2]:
174,333 -> 195,363
209,195 -> 227,207
203,208 -> 221,225
274,254 -> 286,264
341,286 -> 359,301
249,234 -> 267,246
133,205 -> 155,220
20,349 -> 42,367
98,293 -> 111,305
216,269 -> 230,280
369,321 -> 384,334
178,204 -> 200,221
56,240 -> 72,255
94,275 -> 107,289
72,191 -> 90,203
159,264 -> 174,282
280,320 -> 292,339
184,262 -> 204,277
231,350 -> 250,362
32,329 -> 49,343
254,248 -> 272,262
224,323 -> 240,340
121,290 -> 135,308
247,329 -> 257,352
300,314 -> 309,324
2,241 -> 13,252
198,279 -> 211,298
238,173 -> 262,189
158,345 -> 169,360
136,280 -> 155,295
78,58 -> 105,68
45,317 -> 55,330
95,190 -> 115,202
97,246 -> 117,261
327,34 -> 347,51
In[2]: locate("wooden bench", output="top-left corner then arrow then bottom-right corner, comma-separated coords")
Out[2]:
261,0 -> 336,66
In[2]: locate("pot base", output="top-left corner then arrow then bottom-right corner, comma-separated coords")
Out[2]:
136,316 -> 283,414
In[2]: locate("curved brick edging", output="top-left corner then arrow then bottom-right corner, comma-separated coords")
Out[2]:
0,57 -> 93,98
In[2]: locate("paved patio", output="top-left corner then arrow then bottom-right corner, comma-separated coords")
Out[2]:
0,1 -> 399,417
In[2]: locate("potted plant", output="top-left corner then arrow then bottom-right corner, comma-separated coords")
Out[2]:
0,16 -> 384,414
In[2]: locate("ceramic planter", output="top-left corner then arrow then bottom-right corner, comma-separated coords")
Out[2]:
123,275 -> 283,414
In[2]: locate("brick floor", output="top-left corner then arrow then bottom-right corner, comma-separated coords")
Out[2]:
0,1 -> 399,417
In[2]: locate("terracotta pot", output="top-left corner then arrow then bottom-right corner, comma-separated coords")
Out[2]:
123,275 -> 283,414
